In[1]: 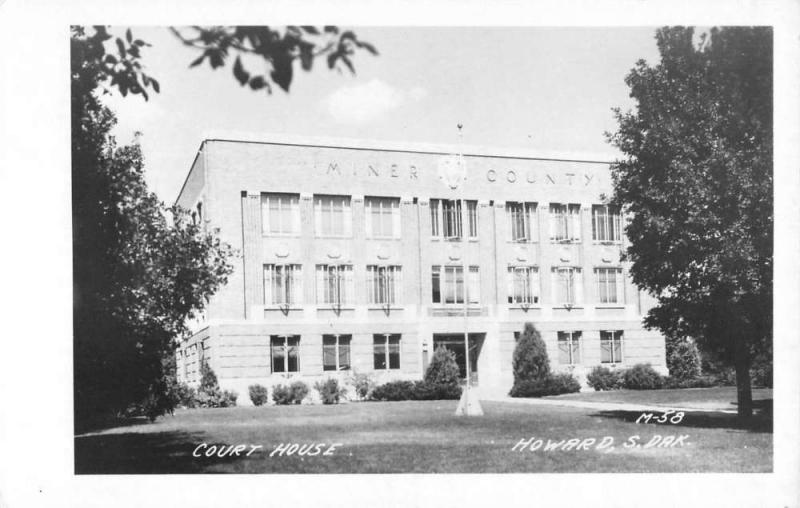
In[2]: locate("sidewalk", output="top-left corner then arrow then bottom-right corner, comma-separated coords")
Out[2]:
480,395 -> 739,414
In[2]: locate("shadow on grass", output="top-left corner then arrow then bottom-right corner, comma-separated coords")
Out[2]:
75,430 -> 244,474
589,400 -> 772,434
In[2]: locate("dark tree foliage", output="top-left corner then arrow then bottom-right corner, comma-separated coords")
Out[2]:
72,27 -> 234,427
512,322 -> 551,385
607,27 -> 772,417
170,26 -> 378,94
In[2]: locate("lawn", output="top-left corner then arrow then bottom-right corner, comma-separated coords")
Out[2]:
75,396 -> 772,474
545,386 -> 773,412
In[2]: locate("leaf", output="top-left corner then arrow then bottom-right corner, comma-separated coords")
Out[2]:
126,28 -> 132,43
300,26 -> 320,35
324,26 -> 339,34
299,44 -> 313,71
249,76 -> 267,90
116,38 -> 126,57
233,56 -> 250,85
104,54 -> 118,65
340,54 -> 355,74
151,79 -> 160,93
327,51 -> 338,69
189,54 -> 206,68
270,53 -> 293,91
134,39 -> 146,47
357,40 -> 379,56
209,50 -> 224,69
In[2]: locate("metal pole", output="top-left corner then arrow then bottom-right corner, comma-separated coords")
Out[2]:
458,124 -> 470,391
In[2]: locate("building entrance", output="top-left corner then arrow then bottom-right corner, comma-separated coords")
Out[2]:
432,333 -> 485,385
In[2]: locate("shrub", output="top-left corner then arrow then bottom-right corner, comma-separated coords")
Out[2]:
350,370 -> 376,401
750,349 -> 773,388
199,359 -> 218,392
176,383 -> 197,408
290,381 -> 309,404
620,363 -> 665,390
412,380 -> 462,400
512,323 -> 550,385
424,346 -> 461,386
272,384 -> 293,405
666,336 -> 702,381
509,373 -> 581,398
663,375 -> 718,389
586,366 -> 622,391
248,384 -> 269,406
195,387 -> 238,408
370,380 -> 415,401
314,378 -> 347,405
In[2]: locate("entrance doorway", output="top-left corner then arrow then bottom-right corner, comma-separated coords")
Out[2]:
432,333 -> 485,385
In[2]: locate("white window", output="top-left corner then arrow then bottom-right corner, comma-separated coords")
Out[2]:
592,205 -> 622,243
315,264 -> 354,305
558,331 -> 582,365
595,267 -> 624,304
263,264 -> 303,305
323,334 -> 351,371
314,195 -> 352,237
507,266 -> 540,304
431,265 -> 479,304
600,330 -> 624,364
551,267 -> 583,305
261,193 -> 300,235
430,199 -> 477,239
549,203 -> 582,242
365,197 -> 401,239
373,334 -> 401,370
507,202 -> 537,242
367,265 -> 402,305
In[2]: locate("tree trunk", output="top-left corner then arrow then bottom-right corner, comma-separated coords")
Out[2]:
733,335 -> 753,419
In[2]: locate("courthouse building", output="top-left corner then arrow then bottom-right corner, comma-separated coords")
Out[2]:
175,134 -> 667,402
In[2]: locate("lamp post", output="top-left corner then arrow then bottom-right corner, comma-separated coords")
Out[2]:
452,123 -> 483,417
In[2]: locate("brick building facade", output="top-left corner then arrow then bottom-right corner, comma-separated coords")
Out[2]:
175,134 -> 667,403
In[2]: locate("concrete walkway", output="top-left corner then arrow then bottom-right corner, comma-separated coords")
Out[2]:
480,395 -> 739,414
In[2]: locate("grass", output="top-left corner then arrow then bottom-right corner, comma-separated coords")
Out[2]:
544,386 -> 773,411
75,395 -> 772,474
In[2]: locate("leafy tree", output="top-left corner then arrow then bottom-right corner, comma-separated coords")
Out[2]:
607,27 -> 772,417
665,335 -> 702,381
199,359 -> 219,392
512,323 -> 551,384
424,346 -> 461,386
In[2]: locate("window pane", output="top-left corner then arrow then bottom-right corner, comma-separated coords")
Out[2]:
430,200 -> 439,236
388,335 -> 400,369
339,336 -> 351,370
271,336 -> 285,372
431,266 -> 441,303
557,332 -> 570,364
373,335 -> 387,369
287,336 -> 299,372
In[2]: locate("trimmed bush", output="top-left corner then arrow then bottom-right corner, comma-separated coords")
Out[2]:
620,363 -> 664,390
248,384 -> 269,406
195,387 -> 238,408
509,373 -> 581,398
350,371 -> 376,401
272,384 -> 293,405
663,375 -> 718,389
586,366 -> 622,391
412,380 -> 462,400
290,381 -> 309,403
512,323 -> 550,384
424,346 -> 461,386
314,378 -> 347,405
666,336 -> 702,381
370,380 -> 415,401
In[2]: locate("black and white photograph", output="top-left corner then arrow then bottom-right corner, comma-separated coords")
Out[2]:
1,0 -> 799,507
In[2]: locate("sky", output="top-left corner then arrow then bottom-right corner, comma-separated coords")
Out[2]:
102,27 -> 663,203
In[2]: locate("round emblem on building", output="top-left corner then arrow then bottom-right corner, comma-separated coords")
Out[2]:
275,243 -> 290,258
437,154 -> 466,190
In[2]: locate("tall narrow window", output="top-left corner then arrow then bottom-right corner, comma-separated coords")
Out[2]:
600,330 -> 624,364
262,193 -> 300,235
271,335 -> 300,373
552,267 -> 582,305
314,195 -> 352,237
263,264 -> 303,305
430,199 -> 476,239
373,334 -> 401,369
595,267 -> 624,304
549,203 -> 582,242
322,334 -> 351,371
558,331 -> 581,365
365,197 -> 401,239
507,266 -> 540,304
315,265 -> 354,305
507,202 -> 537,242
592,205 -> 622,243
367,265 -> 402,304
431,265 -> 479,304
